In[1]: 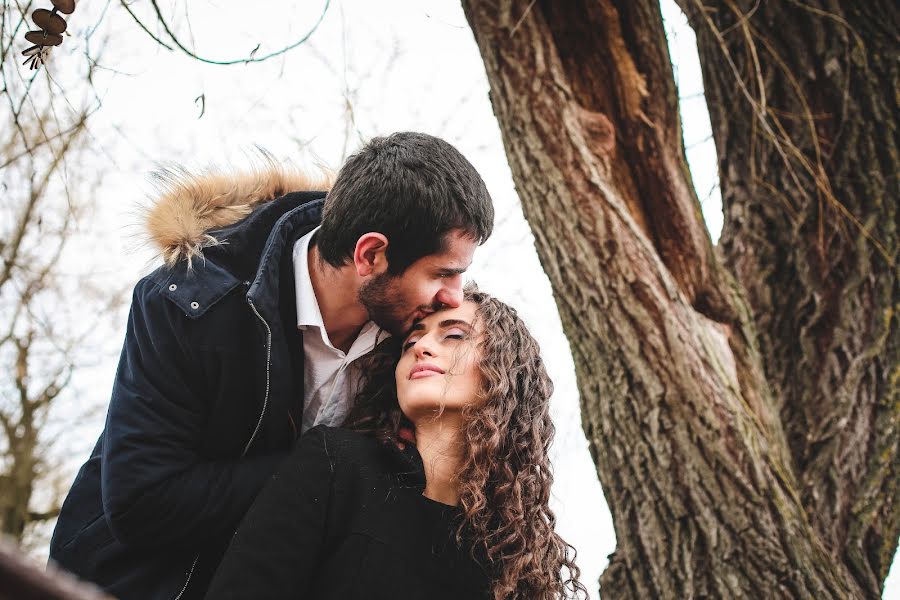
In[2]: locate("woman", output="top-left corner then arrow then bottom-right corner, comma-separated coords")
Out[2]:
205,286 -> 586,600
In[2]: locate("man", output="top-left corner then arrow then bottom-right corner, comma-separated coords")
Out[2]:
49,132 -> 494,599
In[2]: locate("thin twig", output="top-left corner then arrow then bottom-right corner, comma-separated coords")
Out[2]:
121,0 -> 330,66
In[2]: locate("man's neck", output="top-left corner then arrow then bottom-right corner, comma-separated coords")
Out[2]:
414,416 -> 465,506
307,243 -> 368,353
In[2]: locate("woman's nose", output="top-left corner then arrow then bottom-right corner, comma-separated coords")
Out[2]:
414,337 -> 436,358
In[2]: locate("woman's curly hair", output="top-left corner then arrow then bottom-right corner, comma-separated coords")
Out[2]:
347,284 -> 587,600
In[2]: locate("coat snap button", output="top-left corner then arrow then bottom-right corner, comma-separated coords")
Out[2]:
190,301 -> 199,310
168,284 -> 177,291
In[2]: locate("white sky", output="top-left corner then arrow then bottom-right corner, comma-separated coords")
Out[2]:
23,0 -> 897,596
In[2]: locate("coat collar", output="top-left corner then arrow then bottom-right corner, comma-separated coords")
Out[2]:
145,163 -> 332,268
150,194 -> 326,319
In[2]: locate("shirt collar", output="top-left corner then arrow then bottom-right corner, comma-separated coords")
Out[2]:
293,226 -> 325,332
292,227 -> 389,351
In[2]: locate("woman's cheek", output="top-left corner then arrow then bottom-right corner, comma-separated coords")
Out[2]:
395,358 -> 407,385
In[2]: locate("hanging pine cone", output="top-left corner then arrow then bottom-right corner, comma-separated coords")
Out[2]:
21,0 -> 77,70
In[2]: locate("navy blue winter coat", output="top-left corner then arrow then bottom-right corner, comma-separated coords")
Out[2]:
50,171 -> 328,600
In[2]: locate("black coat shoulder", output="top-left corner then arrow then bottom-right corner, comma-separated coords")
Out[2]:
206,426 -> 490,600
306,425 -> 426,492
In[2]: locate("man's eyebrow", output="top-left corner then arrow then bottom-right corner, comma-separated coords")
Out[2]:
438,267 -> 467,276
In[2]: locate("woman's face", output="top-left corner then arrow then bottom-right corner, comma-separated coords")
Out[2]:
395,301 -> 483,423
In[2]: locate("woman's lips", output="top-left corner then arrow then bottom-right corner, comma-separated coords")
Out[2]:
409,364 -> 445,379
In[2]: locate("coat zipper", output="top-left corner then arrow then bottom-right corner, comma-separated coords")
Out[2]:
243,297 -> 273,456
172,295 -> 273,599
172,557 -> 199,600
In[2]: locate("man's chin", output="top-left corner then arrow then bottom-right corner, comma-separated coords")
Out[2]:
401,310 -> 432,333
370,308 -> 430,336
371,314 -> 409,337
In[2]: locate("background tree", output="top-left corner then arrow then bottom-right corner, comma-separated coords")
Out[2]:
0,0 -> 119,550
463,0 -> 897,598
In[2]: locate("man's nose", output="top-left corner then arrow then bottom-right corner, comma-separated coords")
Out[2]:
436,282 -> 463,309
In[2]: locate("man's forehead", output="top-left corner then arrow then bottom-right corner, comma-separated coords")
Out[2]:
434,230 -> 477,265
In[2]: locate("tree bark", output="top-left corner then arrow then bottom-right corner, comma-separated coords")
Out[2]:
462,0 -> 895,597
674,2 -> 899,595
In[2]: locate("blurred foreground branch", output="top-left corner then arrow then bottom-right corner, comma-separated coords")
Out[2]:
0,535 -> 111,600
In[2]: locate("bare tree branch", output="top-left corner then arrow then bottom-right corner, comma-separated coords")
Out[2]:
119,0 -> 331,66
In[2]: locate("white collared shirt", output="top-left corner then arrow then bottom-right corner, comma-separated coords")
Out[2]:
293,227 -> 386,433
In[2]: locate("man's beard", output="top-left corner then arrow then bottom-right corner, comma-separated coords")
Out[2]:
358,272 -> 413,335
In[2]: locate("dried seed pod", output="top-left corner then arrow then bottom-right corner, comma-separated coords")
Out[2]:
31,8 -> 67,35
25,30 -> 64,46
51,0 -> 76,14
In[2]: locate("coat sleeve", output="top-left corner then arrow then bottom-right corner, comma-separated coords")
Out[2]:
204,425 -> 335,599
101,277 -> 286,548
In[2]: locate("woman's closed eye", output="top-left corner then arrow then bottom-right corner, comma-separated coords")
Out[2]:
402,328 -> 468,352
443,328 -> 468,341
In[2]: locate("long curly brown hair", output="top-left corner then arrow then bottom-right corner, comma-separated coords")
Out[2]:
347,285 -> 587,600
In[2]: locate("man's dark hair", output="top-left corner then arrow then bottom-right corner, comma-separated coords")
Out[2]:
316,132 -> 494,274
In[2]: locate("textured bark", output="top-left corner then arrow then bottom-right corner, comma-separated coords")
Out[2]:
674,2 -> 899,596
463,0 -> 895,598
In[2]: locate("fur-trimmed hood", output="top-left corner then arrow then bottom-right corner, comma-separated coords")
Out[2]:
146,164 -> 333,267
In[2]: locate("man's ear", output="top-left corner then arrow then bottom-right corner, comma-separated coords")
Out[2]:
353,233 -> 389,277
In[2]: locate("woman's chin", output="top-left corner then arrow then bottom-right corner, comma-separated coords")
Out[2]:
399,400 -> 465,426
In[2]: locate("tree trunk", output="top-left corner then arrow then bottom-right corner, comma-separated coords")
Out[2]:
462,0 -> 896,597
675,2 -> 899,595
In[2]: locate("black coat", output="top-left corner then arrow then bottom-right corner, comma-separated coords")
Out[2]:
50,190 -> 327,600
204,426 -> 491,600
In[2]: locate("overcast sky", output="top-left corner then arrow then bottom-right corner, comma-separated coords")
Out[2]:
23,0 -> 896,596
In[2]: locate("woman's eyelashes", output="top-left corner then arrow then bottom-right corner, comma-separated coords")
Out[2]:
402,329 -> 468,352
443,328 -> 468,341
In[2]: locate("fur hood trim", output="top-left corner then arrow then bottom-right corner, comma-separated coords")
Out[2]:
145,163 -> 333,267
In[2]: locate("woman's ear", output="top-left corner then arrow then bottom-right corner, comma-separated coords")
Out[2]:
353,232 -> 389,277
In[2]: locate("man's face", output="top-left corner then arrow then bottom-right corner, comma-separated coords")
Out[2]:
358,229 -> 477,336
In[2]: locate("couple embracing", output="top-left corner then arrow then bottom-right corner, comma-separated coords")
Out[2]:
50,133 -> 587,599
